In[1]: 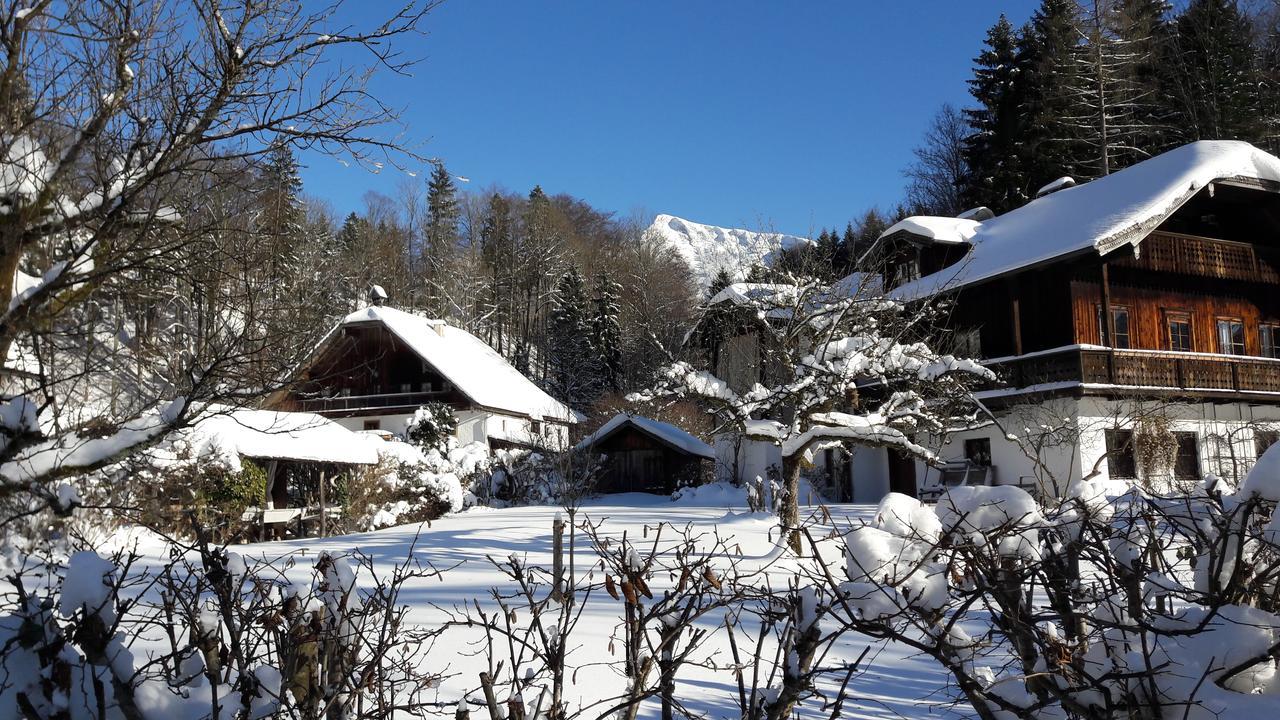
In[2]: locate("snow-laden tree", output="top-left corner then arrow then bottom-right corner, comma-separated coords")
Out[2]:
0,0 -> 435,526
632,273 -> 994,552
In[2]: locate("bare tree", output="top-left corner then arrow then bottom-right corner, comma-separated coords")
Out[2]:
904,103 -> 970,216
0,0 -> 437,521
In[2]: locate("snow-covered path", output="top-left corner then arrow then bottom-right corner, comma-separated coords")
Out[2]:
223,495 -> 960,719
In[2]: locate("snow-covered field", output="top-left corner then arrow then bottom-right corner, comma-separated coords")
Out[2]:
197,496 -> 954,719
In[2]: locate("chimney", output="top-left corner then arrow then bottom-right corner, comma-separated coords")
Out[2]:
369,284 -> 388,307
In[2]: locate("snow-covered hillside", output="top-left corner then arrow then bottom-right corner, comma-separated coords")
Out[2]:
646,214 -> 811,289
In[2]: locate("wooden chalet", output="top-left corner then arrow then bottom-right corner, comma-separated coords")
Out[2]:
873,140 -> 1280,493
575,414 -> 714,494
269,303 -> 578,450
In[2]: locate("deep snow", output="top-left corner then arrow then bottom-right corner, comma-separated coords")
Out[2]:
104,496 -> 958,719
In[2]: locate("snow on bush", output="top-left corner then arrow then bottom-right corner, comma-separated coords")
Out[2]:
351,438 -> 487,530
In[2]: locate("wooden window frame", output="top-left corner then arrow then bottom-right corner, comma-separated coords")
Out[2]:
1215,316 -> 1246,355
1097,304 -> 1132,349
1172,431 -> 1200,481
964,438 -> 992,467
1164,309 -> 1193,352
1105,429 -> 1137,479
1261,322 -> 1280,359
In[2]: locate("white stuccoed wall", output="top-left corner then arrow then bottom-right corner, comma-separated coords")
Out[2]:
926,397 -> 1280,497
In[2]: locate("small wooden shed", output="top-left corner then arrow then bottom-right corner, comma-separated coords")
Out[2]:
575,414 -> 713,494
185,408 -> 381,537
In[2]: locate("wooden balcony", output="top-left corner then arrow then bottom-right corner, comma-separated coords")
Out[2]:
984,346 -> 1280,399
1112,231 -> 1280,283
296,390 -> 449,415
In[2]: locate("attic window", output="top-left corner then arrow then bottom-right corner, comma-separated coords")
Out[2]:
892,257 -> 919,287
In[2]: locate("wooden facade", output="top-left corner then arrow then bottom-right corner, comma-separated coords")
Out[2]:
891,181 -> 1280,403
278,321 -> 471,417
586,424 -> 709,494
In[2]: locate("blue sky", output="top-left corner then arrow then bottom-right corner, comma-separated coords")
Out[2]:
300,1 -> 1039,237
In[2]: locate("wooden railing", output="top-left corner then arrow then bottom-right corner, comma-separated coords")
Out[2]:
987,346 -> 1280,395
1113,231 -> 1280,283
296,390 -> 448,413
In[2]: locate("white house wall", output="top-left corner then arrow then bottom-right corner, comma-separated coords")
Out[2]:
926,397 -> 1280,498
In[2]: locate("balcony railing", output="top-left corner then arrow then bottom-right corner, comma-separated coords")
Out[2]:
985,345 -> 1280,396
296,390 -> 448,414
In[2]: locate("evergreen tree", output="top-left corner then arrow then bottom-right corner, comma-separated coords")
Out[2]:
591,274 -> 624,393
422,162 -> 461,314
1104,0 -> 1177,167
707,268 -> 733,300
548,267 -> 595,406
259,143 -> 304,246
1165,0 -> 1262,143
337,212 -> 366,252
1019,0 -> 1089,186
962,15 -> 1033,213
479,193 -> 514,351
256,143 -> 306,319
838,223 -> 858,272
1252,3 -> 1280,153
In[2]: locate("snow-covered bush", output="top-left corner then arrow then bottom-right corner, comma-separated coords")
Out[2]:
134,452 -> 268,542
405,402 -> 458,453
478,449 -> 568,506
341,439 -> 489,531
810,445 -> 1280,719
1,541 -> 446,719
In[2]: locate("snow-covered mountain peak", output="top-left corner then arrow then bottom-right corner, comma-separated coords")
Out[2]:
646,213 -> 811,290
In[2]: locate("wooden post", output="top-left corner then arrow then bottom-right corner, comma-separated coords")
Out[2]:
1012,297 -> 1024,356
318,468 -> 327,538
551,513 -> 565,602
455,700 -> 471,720
1101,261 -> 1116,381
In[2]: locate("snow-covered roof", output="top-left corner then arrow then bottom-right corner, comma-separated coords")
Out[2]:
891,141 -> 1280,299
575,413 -> 714,459
338,306 -> 578,423
877,216 -> 981,245
708,282 -> 798,308
184,408 -> 380,465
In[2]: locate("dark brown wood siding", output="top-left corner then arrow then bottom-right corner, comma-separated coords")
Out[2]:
589,426 -> 707,494
1069,277 -> 1280,354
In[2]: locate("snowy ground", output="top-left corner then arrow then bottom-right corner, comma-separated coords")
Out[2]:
193,494 -> 960,719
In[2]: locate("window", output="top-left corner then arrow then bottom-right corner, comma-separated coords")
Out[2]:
1216,318 -> 1246,355
1173,432 -> 1200,481
530,420 -> 542,435
892,258 -> 919,288
1261,323 -> 1280,359
954,328 -> 982,358
362,419 -> 381,431
1258,430 -> 1280,458
1166,311 -> 1192,352
1097,305 -> 1131,348
964,438 -> 992,467
1105,429 -> 1137,479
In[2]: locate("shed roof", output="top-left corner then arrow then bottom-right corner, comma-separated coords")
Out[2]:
575,414 -> 714,460
185,408 -> 380,465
